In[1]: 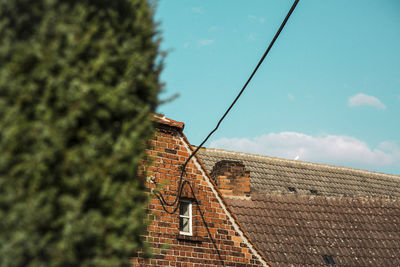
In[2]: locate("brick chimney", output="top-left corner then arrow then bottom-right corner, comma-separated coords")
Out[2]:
210,160 -> 251,197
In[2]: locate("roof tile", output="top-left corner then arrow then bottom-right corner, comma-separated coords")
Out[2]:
197,147 -> 400,266
225,194 -> 400,266
198,147 -> 400,198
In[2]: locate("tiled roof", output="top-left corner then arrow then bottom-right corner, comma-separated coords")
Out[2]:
197,147 -> 400,266
226,194 -> 400,266
197,148 -> 400,198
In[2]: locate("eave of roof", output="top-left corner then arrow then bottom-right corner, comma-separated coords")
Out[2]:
153,113 -> 185,129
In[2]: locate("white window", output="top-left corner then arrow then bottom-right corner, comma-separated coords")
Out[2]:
179,200 -> 192,236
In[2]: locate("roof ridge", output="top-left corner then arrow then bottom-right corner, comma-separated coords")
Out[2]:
249,192 -> 400,202
198,147 -> 400,178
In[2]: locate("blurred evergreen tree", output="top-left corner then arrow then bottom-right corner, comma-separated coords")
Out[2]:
0,0 -> 162,266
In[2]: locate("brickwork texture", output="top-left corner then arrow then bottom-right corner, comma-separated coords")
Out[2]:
131,122 -> 265,266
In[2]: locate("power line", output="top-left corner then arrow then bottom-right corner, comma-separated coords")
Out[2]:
155,0 -> 300,214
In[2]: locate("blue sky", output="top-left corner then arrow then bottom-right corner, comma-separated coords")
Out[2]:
155,0 -> 400,175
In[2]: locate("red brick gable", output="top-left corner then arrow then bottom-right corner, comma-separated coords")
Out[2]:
132,118 -> 268,266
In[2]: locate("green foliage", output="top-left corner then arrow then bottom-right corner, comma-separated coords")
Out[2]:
0,0 -> 161,266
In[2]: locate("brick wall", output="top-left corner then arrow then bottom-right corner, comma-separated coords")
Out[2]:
132,120 -> 266,266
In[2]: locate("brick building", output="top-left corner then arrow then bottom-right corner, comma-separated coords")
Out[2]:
132,115 -> 400,266
132,115 -> 269,266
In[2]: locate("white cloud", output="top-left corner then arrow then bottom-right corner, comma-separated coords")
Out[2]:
198,39 -> 215,46
288,93 -> 294,101
305,93 -> 313,99
208,26 -> 218,32
348,93 -> 386,109
191,7 -> 203,14
247,33 -> 256,41
210,132 -> 400,170
248,15 -> 265,23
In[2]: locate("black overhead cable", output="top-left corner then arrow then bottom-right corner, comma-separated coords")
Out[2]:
155,0 -> 300,214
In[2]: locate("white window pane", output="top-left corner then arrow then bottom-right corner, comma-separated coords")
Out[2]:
180,217 -> 190,233
180,202 -> 189,216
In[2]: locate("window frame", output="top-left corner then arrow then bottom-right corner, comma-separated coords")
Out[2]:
179,199 -> 193,236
